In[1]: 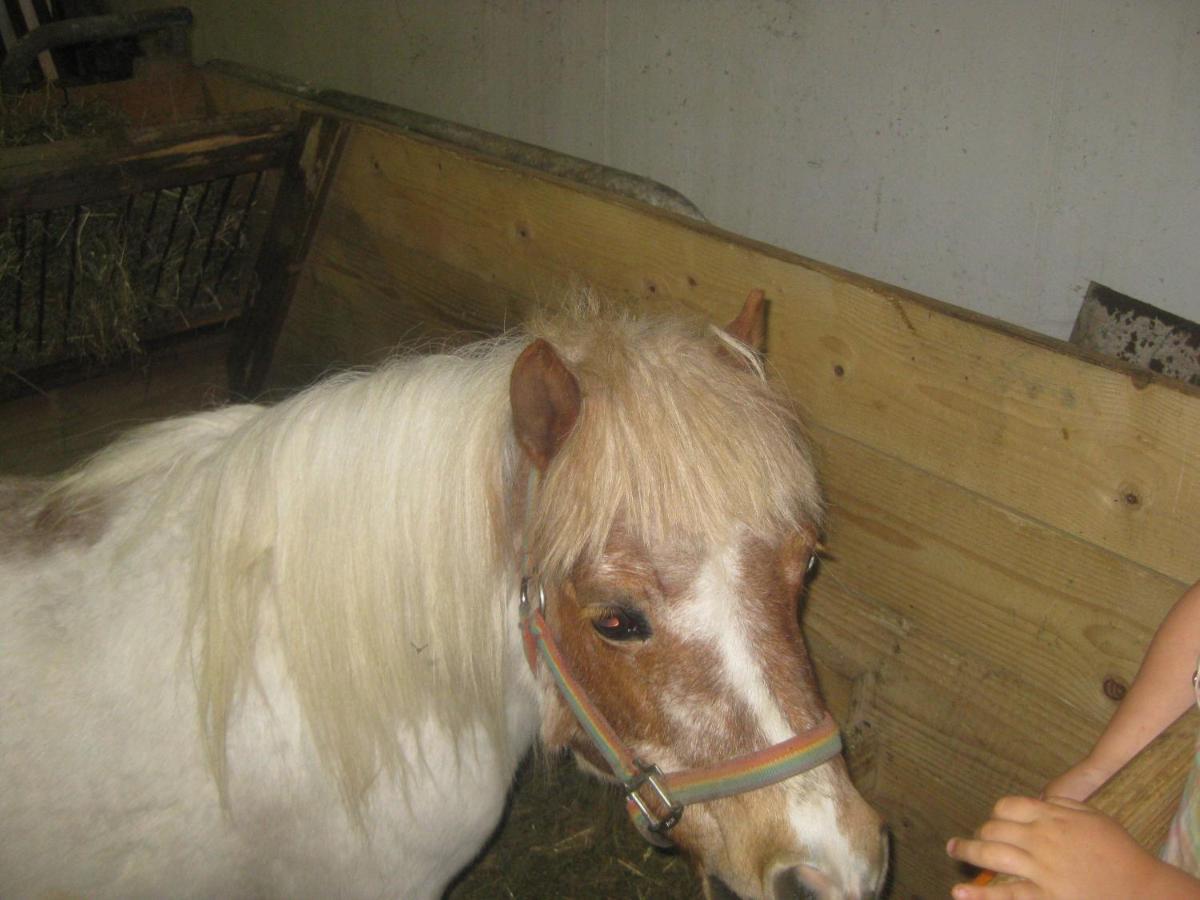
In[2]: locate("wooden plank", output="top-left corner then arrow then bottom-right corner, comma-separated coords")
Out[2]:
284,122 -> 1200,585
812,425 -> 1182,729
199,63 -> 705,220
0,108 -> 299,214
0,330 -> 232,476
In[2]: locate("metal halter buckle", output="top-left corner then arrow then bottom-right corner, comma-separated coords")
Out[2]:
626,760 -> 684,835
519,576 -> 546,614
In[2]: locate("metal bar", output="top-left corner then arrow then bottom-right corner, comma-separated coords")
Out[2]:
210,171 -> 261,298
103,193 -> 136,294
151,185 -> 188,300
188,175 -> 236,308
7,216 -> 26,352
133,189 -> 161,273
175,179 -> 211,307
63,204 -> 79,343
0,2 -> 19,55
35,209 -> 48,351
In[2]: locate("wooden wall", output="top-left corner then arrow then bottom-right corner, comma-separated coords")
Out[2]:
204,68 -> 1200,897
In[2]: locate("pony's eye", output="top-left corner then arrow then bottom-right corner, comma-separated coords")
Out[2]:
592,607 -> 652,642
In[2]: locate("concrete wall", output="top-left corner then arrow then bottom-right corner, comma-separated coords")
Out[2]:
140,0 -> 1200,340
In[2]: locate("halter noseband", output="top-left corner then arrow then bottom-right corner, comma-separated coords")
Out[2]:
517,479 -> 843,846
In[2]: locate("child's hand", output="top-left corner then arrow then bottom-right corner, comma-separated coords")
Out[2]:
945,795 -> 1182,899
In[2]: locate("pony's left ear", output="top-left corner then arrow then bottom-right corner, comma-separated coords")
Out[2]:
510,339 -> 582,472
723,289 -> 767,353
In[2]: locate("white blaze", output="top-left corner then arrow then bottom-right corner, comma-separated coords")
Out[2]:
673,541 -> 795,744
669,539 -> 870,895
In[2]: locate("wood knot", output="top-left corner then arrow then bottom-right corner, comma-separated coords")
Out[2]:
833,364 -> 845,377
1102,676 -> 1127,701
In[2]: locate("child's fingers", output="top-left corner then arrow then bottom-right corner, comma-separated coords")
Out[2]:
951,877 -> 1039,900
1040,795 -> 1092,813
977,818 -> 1036,848
946,837 -> 1033,882
989,795 -> 1052,823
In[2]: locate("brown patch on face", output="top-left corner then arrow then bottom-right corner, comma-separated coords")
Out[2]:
739,532 -> 827,732
0,477 -> 111,556
536,526 -> 828,788
539,533 -> 757,771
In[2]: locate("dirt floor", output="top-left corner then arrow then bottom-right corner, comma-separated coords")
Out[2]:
447,752 -> 702,899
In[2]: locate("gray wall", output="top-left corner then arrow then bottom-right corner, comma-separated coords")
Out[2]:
148,0 -> 1200,340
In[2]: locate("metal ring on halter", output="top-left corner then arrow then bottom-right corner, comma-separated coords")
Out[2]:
519,576 -> 546,614
626,760 -> 684,835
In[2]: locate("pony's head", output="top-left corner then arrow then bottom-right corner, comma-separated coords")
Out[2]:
510,294 -> 887,899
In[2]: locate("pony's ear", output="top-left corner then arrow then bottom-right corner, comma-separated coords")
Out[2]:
510,338 -> 582,472
723,289 -> 767,353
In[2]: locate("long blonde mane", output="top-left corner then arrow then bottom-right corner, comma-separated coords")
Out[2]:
47,298 -> 823,818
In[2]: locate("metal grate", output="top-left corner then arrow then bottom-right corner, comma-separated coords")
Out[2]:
1,170 -> 266,382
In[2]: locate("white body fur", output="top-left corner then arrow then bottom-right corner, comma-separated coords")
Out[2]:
1,349 -> 540,899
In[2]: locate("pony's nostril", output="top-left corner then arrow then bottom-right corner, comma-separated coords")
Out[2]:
771,866 -> 821,900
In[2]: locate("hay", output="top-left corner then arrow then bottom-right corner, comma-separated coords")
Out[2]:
0,180 -> 259,387
1,89 -> 259,391
448,754 -> 700,899
0,82 -> 128,148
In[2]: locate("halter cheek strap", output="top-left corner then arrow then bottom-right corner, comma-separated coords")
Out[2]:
519,576 -> 843,846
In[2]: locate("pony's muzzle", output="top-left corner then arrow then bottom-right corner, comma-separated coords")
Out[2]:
766,821 -> 890,900
768,865 -> 881,900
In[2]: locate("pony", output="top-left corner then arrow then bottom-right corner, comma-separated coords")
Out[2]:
0,291 -> 887,899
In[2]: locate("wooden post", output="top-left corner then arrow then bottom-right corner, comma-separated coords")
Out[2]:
226,113 -> 347,398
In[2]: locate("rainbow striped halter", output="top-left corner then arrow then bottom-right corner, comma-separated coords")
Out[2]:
517,479 -> 843,846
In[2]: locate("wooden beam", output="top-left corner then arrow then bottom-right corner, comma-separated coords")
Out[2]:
225,113 -> 347,398
0,108 -> 299,216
